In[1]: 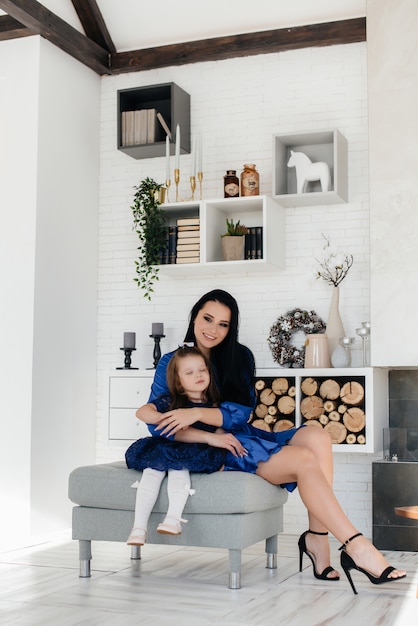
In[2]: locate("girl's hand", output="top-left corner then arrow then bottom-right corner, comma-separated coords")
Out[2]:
206,432 -> 248,458
136,403 -> 163,424
155,408 -> 200,436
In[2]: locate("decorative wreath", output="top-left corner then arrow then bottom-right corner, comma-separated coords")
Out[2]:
268,308 -> 326,368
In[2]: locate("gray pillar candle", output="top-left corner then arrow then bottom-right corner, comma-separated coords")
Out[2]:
152,323 -> 164,336
123,332 -> 136,349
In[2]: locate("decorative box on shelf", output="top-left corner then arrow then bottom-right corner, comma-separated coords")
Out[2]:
272,129 -> 348,206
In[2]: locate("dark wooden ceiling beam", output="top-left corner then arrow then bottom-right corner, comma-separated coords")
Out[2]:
0,14 -> 31,40
110,17 -> 366,74
0,0 -> 111,74
71,0 -> 115,54
0,7 -> 365,76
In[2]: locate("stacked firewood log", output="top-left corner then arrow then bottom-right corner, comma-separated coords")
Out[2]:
250,377 -> 297,432
300,376 -> 366,444
251,375 -> 366,445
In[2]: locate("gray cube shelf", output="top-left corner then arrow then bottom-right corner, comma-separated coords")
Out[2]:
272,129 -> 348,206
117,82 -> 190,159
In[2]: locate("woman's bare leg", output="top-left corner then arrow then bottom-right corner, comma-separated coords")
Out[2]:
256,443 -> 406,579
289,427 -> 334,527
288,427 -> 337,575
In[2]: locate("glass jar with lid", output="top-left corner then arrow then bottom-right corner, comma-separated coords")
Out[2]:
240,164 -> 259,196
224,170 -> 240,198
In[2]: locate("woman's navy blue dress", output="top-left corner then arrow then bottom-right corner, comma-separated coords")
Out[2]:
139,351 -> 303,492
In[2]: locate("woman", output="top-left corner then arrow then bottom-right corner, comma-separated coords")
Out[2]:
137,289 -> 406,594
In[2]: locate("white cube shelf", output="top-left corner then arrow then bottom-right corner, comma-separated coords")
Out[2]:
157,195 -> 285,276
255,367 -> 388,453
273,129 -> 348,206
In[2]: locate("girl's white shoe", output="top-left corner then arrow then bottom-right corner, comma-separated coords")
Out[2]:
126,527 -> 147,545
157,517 -> 187,535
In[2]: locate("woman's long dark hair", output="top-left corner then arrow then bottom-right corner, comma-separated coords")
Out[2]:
184,289 -> 255,406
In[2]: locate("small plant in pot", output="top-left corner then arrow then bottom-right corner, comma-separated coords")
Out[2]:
221,218 -> 249,261
131,177 -> 167,300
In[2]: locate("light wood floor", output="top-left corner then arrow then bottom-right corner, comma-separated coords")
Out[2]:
0,532 -> 416,625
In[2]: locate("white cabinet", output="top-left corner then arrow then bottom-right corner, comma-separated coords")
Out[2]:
108,372 -> 154,444
158,195 -> 285,275
107,368 -> 387,453
254,367 -> 388,453
272,129 -> 348,206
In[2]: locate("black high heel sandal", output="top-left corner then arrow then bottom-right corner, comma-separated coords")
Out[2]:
339,532 -> 406,595
298,529 -> 340,581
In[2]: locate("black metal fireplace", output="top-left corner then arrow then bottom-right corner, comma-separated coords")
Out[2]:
372,370 -> 418,551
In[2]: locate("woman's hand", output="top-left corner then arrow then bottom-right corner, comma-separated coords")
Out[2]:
173,425 -> 247,457
206,432 -> 248,457
155,408 -> 201,436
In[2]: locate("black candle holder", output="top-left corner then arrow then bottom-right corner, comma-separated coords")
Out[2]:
116,347 -> 138,370
149,333 -> 165,369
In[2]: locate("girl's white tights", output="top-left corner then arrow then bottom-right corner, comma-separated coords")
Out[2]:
132,468 -> 165,530
133,468 -> 192,530
163,469 -> 192,526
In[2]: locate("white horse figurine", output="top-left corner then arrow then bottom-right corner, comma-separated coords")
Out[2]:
287,150 -> 331,194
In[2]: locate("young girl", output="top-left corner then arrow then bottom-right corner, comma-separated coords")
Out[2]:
125,345 -> 228,546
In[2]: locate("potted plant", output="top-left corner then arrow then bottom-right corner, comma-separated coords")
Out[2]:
131,177 -> 167,300
221,218 -> 249,261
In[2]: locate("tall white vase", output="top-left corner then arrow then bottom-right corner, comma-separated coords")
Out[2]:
326,286 -> 345,357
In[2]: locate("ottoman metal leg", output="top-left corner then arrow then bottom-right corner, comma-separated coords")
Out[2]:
228,548 -> 241,589
79,539 -> 92,578
130,545 -> 141,560
265,534 -> 278,569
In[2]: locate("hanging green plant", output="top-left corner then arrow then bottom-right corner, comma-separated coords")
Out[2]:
131,177 -> 167,300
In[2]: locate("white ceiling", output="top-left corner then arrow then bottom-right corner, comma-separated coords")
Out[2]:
1,1 -> 367,51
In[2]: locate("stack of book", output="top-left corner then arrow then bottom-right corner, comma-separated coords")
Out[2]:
245,226 -> 263,260
121,110 -> 171,147
176,218 -> 200,264
158,226 -> 175,265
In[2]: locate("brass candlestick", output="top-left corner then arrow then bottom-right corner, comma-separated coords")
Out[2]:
174,168 -> 180,202
197,171 -> 203,200
190,175 -> 196,200
169,170 -> 202,202
165,178 -> 171,203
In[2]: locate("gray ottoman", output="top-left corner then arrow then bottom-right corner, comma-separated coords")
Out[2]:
68,460 -> 288,588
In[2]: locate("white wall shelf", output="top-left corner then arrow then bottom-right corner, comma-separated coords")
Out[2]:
272,129 -> 348,206
107,367 -> 387,453
158,195 -> 285,275
255,367 -> 388,453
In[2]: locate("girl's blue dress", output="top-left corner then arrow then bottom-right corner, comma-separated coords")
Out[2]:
139,351 -> 302,492
125,394 -> 226,473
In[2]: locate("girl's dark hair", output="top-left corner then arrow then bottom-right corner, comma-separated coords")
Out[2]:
183,289 -> 255,406
166,345 -> 220,408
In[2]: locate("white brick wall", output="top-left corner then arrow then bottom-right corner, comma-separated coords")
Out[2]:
97,42 -> 377,536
